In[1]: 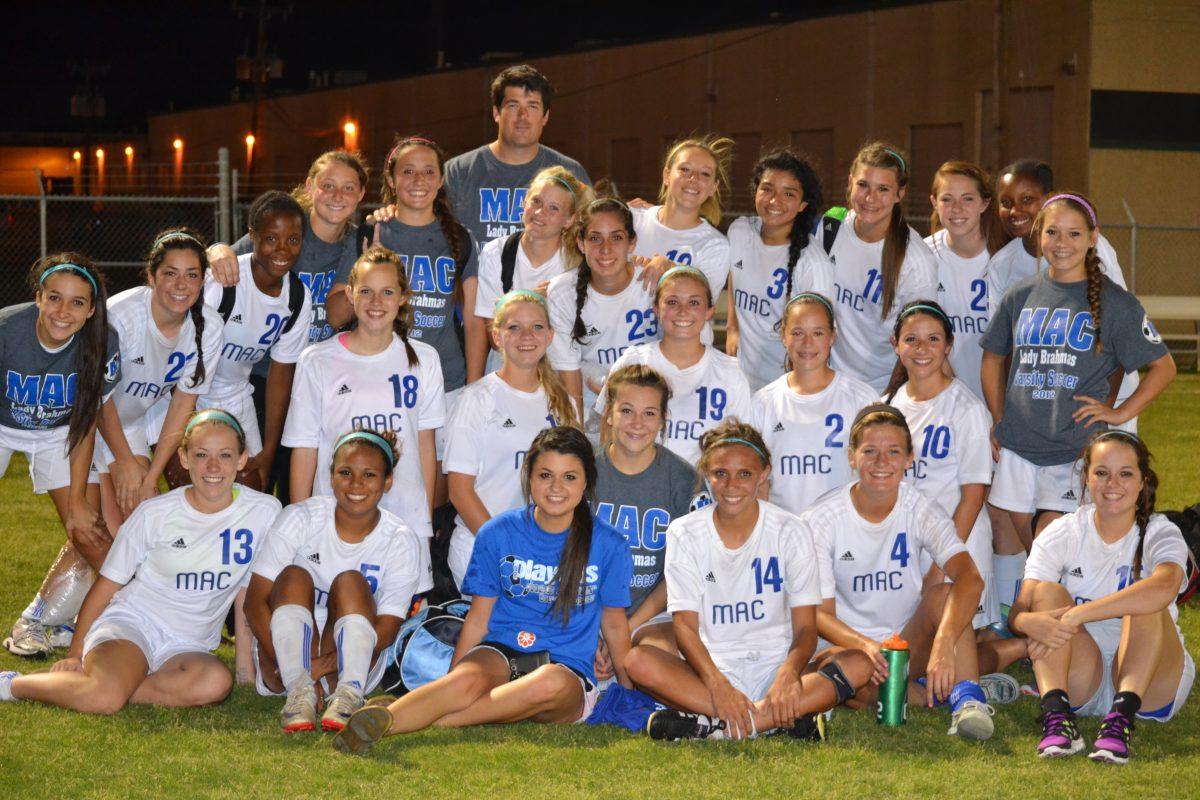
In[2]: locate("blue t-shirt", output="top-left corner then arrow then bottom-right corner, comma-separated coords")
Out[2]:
462,506 -> 632,682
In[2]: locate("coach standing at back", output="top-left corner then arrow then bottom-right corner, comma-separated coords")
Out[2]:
445,65 -> 590,248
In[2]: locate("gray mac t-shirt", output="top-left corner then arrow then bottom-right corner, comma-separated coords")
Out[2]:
335,218 -> 479,392
980,272 -> 1167,466
0,303 -> 121,431
444,144 -> 590,247
594,445 -> 698,614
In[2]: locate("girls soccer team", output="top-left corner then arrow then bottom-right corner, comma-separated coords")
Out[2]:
0,126 -> 1190,765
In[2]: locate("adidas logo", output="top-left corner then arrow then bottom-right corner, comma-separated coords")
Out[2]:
229,314 -> 243,324
773,422 -> 784,432
1061,489 -> 1078,501
733,259 -> 744,270
586,326 -> 601,337
131,356 -> 145,365
307,552 -> 321,564
840,551 -> 854,562
1069,566 -> 1083,578
705,572 -> 716,583
502,418 -> 516,428
336,384 -> 352,395
937,283 -> 946,293
171,538 -> 186,549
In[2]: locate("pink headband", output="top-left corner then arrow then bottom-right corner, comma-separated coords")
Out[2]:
386,137 -> 438,167
1044,194 -> 1097,227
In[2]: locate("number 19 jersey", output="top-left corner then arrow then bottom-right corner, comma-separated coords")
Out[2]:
803,482 -> 966,644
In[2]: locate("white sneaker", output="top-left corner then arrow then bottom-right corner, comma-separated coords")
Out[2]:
3,618 -> 53,658
980,672 -> 1020,705
948,700 -> 995,741
280,684 -> 319,733
0,670 -> 20,702
321,684 -> 365,732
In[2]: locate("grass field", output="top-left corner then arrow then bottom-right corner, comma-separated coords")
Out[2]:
2,376 -> 1199,799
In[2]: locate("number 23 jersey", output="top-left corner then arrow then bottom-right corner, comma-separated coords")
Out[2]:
100,486 -> 282,649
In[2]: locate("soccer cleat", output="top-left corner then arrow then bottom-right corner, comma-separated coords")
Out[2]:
980,672 -> 1020,705
1088,711 -> 1134,765
0,670 -> 19,702
279,684 -> 319,733
321,684 -> 365,732
646,710 -> 726,741
780,712 -> 827,742
3,618 -> 53,658
363,693 -> 396,709
332,706 -> 393,755
1037,710 -> 1084,758
47,624 -> 75,649
948,700 -> 995,741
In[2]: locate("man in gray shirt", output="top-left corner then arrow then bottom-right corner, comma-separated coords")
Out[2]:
444,64 -> 590,247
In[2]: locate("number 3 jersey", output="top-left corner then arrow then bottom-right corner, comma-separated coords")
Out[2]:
283,334 -> 445,547
665,501 -> 820,666
99,486 -> 282,649
595,342 -> 752,466
801,482 -> 966,643
1025,506 -> 1189,653
252,495 -> 423,629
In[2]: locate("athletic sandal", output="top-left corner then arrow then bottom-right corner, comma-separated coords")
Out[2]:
332,706 -> 393,755
363,694 -> 396,709
1036,710 -> 1084,758
980,672 -> 1020,705
1087,711 -> 1134,765
321,684 -> 365,732
646,710 -> 726,741
948,700 -> 995,741
3,618 -> 53,658
280,684 -> 319,733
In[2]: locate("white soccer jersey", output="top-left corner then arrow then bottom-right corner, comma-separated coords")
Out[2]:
100,485 -> 281,648
201,254 -> 313,409
632,205 -> 731,301
728,216 -> 835,391
595,342 -> 753,466
546,267 -> 656,416
1025,508 -> 1188,653
282,334 -> 446,542
665,501 -> 820,664
252,495 -> 422,628
474,236 -> 569,320
926,230 -> 990,399
751,372 -> 877,516
805,482 -> 967,644
442,372 -> 556,531
817,211 -> 938,392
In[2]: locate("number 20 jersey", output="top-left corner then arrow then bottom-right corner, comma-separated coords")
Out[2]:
801,482 -> 966,643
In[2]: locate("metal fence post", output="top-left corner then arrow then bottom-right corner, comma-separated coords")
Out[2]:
218,147 -> 231,244
1121,199 -> 1137,293
35,168 -> 47,258
231,168 -> 240,236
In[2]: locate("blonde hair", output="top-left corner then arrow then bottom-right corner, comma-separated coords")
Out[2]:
492,293 -> 578,428
527,166 -> 593,269
658,135 -> 734,226
291,150 -> 369,236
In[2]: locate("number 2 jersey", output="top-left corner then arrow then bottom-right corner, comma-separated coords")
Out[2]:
252,495 -> 422,629
665,501 -> 820,667
802,482 -> 967,643
926,229 -> 990,400
1024,506 -> 1189,654
99,485 -> 281,649
595,342 -> 753,465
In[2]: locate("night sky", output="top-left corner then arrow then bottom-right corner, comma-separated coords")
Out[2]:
1,1 -> 900,136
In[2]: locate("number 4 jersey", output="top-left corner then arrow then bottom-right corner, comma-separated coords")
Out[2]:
99,485 -> 282,649
802,482 -> 966,644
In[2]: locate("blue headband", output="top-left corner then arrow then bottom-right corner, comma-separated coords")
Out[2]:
783,292 -> 835,321
184,409 -> 244,439
882,147 -> 907,173
899,303 -> 950,325
657,264 -> 710,287
549,175 -> 576,198
712,436 -> 768,464
494,289 -> 548,316
334,430 -> 395,468
39,263 -> 98,298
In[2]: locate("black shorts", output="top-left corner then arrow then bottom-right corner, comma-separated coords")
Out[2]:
471,640 -> 594,691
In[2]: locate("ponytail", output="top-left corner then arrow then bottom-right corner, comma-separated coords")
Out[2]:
146,227 -> 210,389
850,142 -> 910,317
1033,193 -> 1104,352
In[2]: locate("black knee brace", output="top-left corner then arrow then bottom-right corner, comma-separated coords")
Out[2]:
818,660 -> 856,705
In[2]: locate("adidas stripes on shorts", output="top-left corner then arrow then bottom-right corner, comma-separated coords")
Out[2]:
989,448 -> 1081,515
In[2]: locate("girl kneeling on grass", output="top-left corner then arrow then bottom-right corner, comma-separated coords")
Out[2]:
244,430 -> 423,733
629,420 -> 872,741
332,425 -> 633,755
1011,430 -> 1193,764
0,410 -> 281,713
803,405 -> 995,740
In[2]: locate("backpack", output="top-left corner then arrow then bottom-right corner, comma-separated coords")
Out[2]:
217,271 -> 305,336
819,206 -> 848,257
499,231 -> 523,294
377,599 -> 472,695
1163,504 -> 1200,604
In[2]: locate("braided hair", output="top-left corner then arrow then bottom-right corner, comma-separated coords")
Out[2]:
1032,192 -> 1104,352
572,198 -> 635,344
751,147 -> 823,298
381,136 -> 470,273
145,227 -> 210,389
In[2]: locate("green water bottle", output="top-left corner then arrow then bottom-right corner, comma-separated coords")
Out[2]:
876,633 -> 909,726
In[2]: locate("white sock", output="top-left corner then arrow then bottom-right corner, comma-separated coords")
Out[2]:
333,614 -> 376,696
0,671 -> 19,702
270,604 -> 315,693
20,595 -> 45,623
993,553 -> 1027,609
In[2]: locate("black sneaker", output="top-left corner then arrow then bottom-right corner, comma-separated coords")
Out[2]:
646,709 -> 726,741
785,712 -> 827,741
